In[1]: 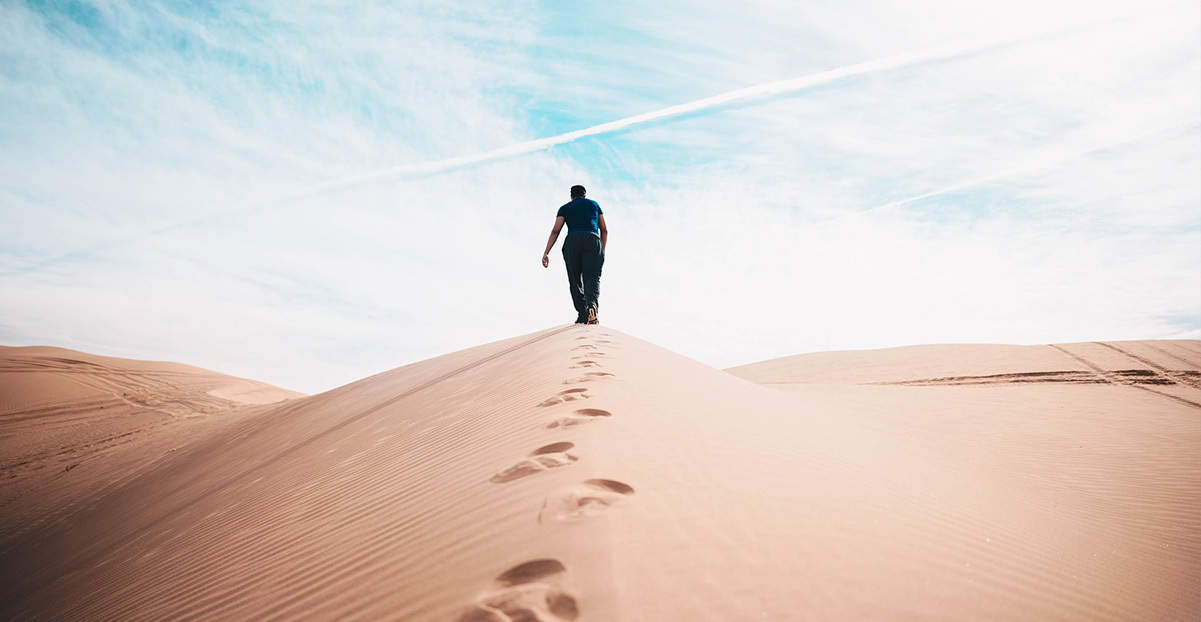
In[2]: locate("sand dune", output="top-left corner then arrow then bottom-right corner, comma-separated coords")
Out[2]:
0,346 -> 302,545
1,332 -> 1198,620
728,340 -> 1201,386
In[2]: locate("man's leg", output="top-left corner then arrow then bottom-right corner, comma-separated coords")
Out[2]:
562,236 -> 587,321
581,236 -> 604,320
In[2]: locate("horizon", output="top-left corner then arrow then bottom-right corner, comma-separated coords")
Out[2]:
5,327 -> 1200,397
2,0 -> 1199,394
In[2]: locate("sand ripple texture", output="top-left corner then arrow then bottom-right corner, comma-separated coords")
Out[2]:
1,333 -> 1199,620
0,346 -> 302,544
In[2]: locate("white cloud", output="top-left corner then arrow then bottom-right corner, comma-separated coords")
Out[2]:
1,0 -> 1197,392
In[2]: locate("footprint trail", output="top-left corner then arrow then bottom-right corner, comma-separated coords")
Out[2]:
458,559 -> 579,621
490,442 -> 579,484
539,479 -> 636,523
563,372 -> 614,384
547,409 -> 612,428
537,388 -> 591,407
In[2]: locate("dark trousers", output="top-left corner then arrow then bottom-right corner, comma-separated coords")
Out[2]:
562,233 -> 604,319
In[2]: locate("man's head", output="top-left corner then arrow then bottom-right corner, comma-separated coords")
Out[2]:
570,184 -> 586,198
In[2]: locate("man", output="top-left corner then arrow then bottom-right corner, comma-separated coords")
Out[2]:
542,184 -> 607,324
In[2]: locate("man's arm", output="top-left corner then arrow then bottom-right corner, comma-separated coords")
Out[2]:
598,214 -> 608,253
542,216 -> 566,268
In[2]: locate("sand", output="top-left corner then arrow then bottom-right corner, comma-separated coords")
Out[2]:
0,346 -> 302,545
1,331 -> 1198,620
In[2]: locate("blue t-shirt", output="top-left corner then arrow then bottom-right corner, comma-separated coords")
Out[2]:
556,198 -> 603,237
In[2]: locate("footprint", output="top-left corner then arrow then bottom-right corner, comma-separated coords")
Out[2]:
537,388 -> 591,407
571,352 -> 607,359
547,409 -> 611,428
490,442 -> 579,483
539,479 -> 636,523
495,559 -> 568,586
569,360 -> 602,369
531,441 -> 575,455
562,372 -> 614,384
459,559 -> 579,621
571,344 -> 596,351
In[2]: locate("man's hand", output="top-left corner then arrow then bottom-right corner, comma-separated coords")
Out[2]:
543,216 -> 565,268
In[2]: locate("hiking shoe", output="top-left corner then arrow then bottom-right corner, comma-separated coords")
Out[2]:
586,307 -> 598,324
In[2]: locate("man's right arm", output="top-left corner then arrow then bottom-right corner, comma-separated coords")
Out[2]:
542,216 -> 566,268
598,214 -> 608,253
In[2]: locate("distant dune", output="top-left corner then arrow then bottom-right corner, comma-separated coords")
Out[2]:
728,340 -> 1201,401
0,346 -> 302,546
1,332 -> 1198,620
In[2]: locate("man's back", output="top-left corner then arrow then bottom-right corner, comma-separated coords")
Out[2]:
543,185 -> 607,324
556,198 -> 603,237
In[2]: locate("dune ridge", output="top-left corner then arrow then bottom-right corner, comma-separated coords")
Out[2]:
1,332 -> 1198,620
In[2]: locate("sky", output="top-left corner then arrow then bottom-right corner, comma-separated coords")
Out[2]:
1,0 -> 1199,394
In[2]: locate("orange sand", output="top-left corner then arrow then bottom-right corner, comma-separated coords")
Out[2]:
1,332 -> 1198,620
0,346 -> 302,545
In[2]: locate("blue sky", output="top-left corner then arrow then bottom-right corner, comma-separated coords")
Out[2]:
1,0 -> 1198,393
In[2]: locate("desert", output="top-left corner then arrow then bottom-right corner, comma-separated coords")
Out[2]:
2,331 -> 1198,620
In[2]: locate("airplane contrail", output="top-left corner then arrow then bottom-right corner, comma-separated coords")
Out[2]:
281,9 -> 1159,201
285,31 -> 1047,201
0,11 -> 1156,277
3,33 -> 1023,277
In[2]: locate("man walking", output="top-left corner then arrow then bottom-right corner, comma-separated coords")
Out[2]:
542,185 -> 607,324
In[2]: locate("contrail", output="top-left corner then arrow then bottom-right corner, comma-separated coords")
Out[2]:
287,31 -> 1047,200
3,33 -> 1023,277
281,10 -> 1157,201
0,12 -> 1153,277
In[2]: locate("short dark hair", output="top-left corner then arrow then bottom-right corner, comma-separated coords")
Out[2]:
570,185 -> 586,198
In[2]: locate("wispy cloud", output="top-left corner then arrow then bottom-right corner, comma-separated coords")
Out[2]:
862,120 -> 1201,216
1,0 -> 1197,392
0,10 -> 1121,277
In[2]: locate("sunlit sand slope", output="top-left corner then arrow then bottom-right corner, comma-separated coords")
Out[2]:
0,346 -> 303,545
1,333 -> 1198,620
728,340 -> 1201,390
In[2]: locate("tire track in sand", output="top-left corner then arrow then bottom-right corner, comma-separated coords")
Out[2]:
1049,344 -> 1200,409
1093,342 -> 1201,389
1142,342 -> 1201,368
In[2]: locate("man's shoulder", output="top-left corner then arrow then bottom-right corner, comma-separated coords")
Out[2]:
558,198 -> 599,211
